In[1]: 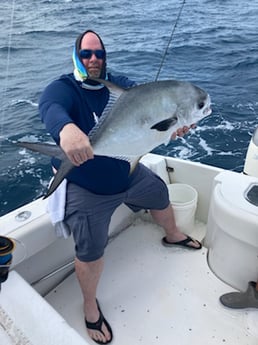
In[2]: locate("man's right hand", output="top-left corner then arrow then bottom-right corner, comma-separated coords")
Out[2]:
59,123 -> 94,166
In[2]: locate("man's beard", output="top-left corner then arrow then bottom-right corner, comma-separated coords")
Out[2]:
87,66 -> 101,78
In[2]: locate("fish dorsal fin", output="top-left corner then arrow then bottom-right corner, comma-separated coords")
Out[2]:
87,77 -> 125,98
87,78 -> 127,144
16,141 -> 66,160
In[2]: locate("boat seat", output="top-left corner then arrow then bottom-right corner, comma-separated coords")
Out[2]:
0,271 -> 88,345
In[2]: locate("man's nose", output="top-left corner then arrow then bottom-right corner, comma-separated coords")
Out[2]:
89,53 -> 98,60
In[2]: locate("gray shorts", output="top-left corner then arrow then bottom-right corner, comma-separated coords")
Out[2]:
64,163 -> 170,262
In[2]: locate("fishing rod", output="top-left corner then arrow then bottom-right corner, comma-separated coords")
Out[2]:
0,0 -> 16,148
155,0 -> 186,81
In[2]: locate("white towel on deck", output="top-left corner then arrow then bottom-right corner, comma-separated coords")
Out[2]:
46,178 -> 71,239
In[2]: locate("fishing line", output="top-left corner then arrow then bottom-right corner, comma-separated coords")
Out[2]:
0,0 -> 16,148
155,0 -> 186,81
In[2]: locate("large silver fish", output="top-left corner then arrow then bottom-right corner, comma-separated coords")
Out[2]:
17,78 -> 212,198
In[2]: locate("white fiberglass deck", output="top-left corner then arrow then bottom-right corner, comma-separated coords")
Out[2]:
46,219 -> 258,345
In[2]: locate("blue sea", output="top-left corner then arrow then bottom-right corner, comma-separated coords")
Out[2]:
0,0 -> 257,216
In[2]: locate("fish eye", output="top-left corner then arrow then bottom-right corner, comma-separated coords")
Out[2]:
198,101 -> 205,109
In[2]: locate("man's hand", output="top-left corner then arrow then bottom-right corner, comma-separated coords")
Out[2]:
171,124 -> 196,140
59,123 -> 94,166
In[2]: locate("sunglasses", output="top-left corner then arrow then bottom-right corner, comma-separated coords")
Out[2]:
79,49 -> 105,59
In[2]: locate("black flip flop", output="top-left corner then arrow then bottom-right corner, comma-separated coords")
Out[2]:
85,300 -> 113,344
162,235 -> 202,250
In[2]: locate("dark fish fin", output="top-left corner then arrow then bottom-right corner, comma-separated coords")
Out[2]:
16,141 -> 66,160
150,117 -> 178,131
16,141 -> 73,199
43,159 -> 74,199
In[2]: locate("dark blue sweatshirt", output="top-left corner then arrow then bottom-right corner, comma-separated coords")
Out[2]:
39,73 -> 137,194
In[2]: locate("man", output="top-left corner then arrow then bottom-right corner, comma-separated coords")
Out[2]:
39,30 -> 202,344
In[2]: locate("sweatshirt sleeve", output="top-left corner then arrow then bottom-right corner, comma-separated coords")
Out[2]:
39,79 -> 75,142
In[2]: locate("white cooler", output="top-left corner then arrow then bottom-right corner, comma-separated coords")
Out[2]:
205,171 -> 258,291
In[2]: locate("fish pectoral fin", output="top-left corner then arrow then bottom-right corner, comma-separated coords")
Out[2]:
150,117 -> 178,131
87,77 -> 127,98
43,160 -> 74,199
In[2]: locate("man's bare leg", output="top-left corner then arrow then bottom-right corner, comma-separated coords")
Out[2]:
75,257 -> 112,343
150,204 -> 200,248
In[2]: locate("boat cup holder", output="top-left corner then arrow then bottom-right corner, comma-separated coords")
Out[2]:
0,236 -> 26,290
245,183 -> 258,207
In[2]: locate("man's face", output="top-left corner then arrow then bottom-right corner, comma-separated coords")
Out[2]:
80,32 -> 104,78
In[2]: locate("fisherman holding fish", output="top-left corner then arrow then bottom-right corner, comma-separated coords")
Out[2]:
37,30 -> 211,344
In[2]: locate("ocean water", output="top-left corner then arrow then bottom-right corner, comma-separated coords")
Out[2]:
0,0 -> 257,216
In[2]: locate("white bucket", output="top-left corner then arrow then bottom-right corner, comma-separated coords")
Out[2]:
167,183 -> 198,235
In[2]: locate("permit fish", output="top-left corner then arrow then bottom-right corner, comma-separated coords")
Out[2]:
17,78 -> 212,198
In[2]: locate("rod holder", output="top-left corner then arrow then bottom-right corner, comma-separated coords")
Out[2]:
0,236 -> 16,288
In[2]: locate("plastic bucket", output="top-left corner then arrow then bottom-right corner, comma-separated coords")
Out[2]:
167,183 -> 198,235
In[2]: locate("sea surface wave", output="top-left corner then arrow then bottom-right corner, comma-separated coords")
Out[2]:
0,0 -> 257,216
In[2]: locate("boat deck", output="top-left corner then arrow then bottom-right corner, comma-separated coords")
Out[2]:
46,218 -> 258,345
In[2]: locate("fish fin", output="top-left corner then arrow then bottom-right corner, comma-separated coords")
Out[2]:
43,159 -> 74,199
87,77 -> 126,98
107,154 -> 141,173
107,154 -> 135,162
150,117 -> 178,131
16,141 -> 74,199
129,156 -> 142,174
16,141 -> 66,160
